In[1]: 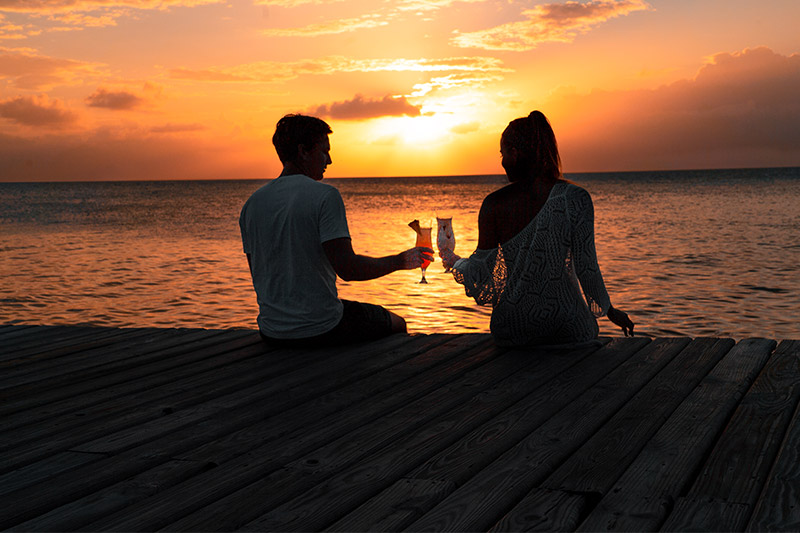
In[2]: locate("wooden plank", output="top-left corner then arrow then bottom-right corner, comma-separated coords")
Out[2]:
0,334 -> 426,472
238,341 -> 623,533
660,339 -> 798,532
69,335 -> 437,455
0,325 -> 62,346
11,460 -> 216,533
7,334 -> 473,532
0,324 -> 34,335
576,338 -> 773,532
0,328 -> 151,366
0,340 -> 280,453
0,330 -> 262,433
0,452 -> 99,497
0,328 -> 215,389
489,487 -> 590,533
0,333 -> 448,529
0,326 -> 114,359
326,478 -> 457,532
175,335 -> 493,464
541,337 -> 741,495
397,337 -> 680,533
747,342 -> 800,532
499,338 -> 768,532
663,498 -> 750,532
408,337 -> 669,488
324,338 -> 648,533
81,337 -> 507,532
0,326 -> 127,356
0,329 -> 256,416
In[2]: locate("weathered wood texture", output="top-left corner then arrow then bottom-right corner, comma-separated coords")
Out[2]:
0,326 -> 798,532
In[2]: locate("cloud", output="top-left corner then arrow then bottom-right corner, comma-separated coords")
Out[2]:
395,0 -> 486,12
452,0 -> 652,51
86,88 -> 144,110
253,0 -> 345,6
410,71 -> 506,96
451,121 -> 480,134
0,94 -> 77,127
169,67 -> 253,82
0,13 -> 38,39
313,94 -> 421,120
0,46 -> 97,88
150,122 -> 205,133
262,14 -> 390,37
549,47 -> 800,171
0,0 -> 223,12
0,0 -> 226,33
169,55 -> 511,84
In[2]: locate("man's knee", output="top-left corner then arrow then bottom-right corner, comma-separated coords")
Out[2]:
389,311 -> 407,333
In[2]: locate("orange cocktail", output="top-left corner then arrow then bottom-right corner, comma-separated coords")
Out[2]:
416,226 -> 432,283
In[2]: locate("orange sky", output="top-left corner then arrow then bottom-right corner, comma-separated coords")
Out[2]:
1,0 -> 799,181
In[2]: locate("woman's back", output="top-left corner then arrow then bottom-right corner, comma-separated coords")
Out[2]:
445,110 -> 634,344
489,182 -> 610,345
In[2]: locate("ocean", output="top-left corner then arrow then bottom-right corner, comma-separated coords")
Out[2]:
2,168 -> 799,339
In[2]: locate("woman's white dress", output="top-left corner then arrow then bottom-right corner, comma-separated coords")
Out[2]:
453,182 -> 611,346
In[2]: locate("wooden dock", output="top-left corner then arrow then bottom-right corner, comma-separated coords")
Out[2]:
1,325 -> 799,532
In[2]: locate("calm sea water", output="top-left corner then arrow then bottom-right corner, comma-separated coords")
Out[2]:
2,168 -> 799,339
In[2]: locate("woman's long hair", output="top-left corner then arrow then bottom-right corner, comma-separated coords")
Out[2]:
503,111 -> 562,183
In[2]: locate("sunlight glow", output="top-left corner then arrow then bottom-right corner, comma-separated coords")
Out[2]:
375,114 -> 457,146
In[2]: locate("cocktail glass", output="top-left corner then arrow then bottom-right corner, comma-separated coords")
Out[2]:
416,226 -> 432,283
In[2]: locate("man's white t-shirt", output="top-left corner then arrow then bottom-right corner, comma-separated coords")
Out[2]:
239,174 -> 350,338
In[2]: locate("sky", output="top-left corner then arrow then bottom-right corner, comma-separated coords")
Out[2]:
1,0 -> 799,181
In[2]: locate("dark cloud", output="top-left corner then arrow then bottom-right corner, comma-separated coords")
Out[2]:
86,88 -> 144,110
550,47 -> 800,171
313,94 -> 421,120
0,95 -> 76,127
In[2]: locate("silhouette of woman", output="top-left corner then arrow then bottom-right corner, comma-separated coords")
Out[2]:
441,111 -> 634,346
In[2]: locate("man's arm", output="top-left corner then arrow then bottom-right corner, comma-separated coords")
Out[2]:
323,237 -> 432,282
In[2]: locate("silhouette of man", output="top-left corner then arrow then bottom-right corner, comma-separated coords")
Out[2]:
240,114 -> 432,347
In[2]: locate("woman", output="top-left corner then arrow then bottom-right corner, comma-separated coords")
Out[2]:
441,111 -> 634,346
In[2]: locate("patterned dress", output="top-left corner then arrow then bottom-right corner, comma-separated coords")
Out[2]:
453,182 -> 611,346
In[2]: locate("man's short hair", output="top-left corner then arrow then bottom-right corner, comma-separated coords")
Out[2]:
272,114 -> 332,164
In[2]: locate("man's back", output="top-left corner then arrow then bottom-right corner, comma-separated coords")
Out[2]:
239,174 -> 350,338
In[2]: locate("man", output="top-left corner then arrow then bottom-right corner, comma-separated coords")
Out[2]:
240,114 -> 433,347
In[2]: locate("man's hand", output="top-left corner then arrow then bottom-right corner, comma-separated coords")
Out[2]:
398,247 -> 434,270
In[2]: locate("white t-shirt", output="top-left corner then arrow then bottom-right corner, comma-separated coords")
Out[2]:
239,174 -> 350,338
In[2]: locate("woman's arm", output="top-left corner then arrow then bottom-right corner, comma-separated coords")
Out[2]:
570,187 -> 611,316
571,187 -> 635,335
442,192 -> 498,269
476,192 -> 500,250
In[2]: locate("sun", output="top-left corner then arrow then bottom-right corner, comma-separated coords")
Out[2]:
372,113 -> 457,147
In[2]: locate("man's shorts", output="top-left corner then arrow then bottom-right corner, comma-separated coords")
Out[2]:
259,299 -> 394,348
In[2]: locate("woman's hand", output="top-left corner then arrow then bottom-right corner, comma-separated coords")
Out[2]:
608,305 -> 635,337
439,248 -> 461,270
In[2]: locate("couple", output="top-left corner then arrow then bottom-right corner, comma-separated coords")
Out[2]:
239,112 -> 634,349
